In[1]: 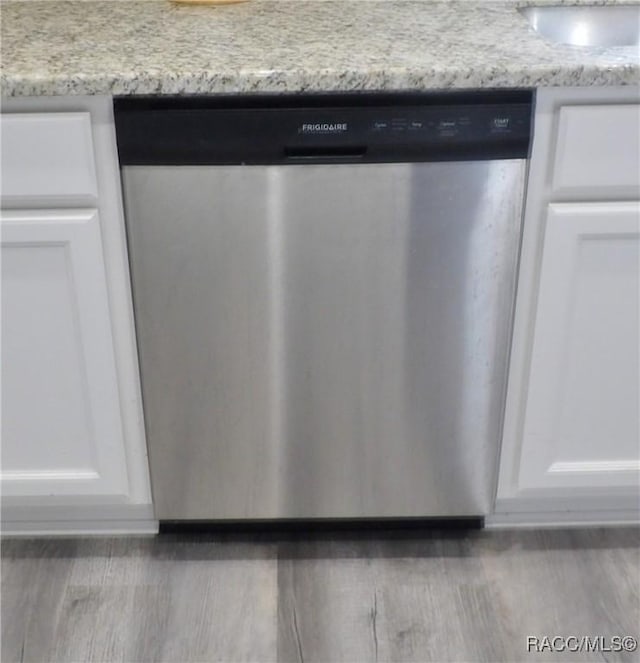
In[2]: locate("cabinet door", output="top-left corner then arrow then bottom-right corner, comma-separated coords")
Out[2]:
551,105 -> 640,199
0,112 -> 98,204
1,209 -> 130,499
518,202 -> 640,492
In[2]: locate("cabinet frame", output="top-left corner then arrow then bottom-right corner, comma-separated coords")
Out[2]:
1,96 -> 155,535
492,86 -> 640,526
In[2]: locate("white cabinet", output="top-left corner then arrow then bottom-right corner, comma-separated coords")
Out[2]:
494,87 -> 640,526
517,202 -> 639,492
1,112 -> 98,203
2,209 -> 129,499
551,104 -> 640,197
1,97 -> 155,534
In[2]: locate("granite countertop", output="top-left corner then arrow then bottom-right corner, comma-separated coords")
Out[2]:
1,0 -> 638,96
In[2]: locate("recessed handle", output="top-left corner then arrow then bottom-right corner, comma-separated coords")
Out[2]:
284,146 -> 367,160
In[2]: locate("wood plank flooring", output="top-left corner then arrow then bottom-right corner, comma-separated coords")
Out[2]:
2,527 -> 639,662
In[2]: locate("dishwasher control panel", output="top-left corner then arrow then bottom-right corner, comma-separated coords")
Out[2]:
365,106 -> 528,139
115,90 -> 533,165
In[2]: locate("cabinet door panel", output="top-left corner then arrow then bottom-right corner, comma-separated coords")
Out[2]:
0,113 -> 98,204
1,209 -> 129,498
552,105 -> 640,199
519,202 -> 640,491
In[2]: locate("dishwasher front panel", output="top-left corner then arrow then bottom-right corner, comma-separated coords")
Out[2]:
122,161 -> 525,520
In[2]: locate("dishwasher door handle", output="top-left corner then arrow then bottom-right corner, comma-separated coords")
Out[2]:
284,146 -> 367,161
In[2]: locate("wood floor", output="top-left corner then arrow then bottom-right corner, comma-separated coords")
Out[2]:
2,527 -> 639,663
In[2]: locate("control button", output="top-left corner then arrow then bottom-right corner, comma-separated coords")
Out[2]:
409,120 -> 424,130
437,119 -> 459,136
491,117 -> 511,132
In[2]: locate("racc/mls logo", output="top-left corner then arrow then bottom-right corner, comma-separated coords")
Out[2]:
299,123 -> 348,134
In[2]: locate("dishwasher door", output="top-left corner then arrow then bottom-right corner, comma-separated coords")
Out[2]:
122,161 -> 525,520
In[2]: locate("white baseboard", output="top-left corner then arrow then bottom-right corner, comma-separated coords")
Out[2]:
0,502 -> 158,536
486,509 -> 640,529
1,519 -> 158,537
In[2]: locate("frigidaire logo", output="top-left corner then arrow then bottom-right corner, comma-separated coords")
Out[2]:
299,123 -> 348,134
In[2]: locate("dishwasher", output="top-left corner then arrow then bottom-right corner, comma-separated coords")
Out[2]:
115,91 -> 532,522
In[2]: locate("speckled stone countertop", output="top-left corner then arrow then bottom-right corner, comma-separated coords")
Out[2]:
1,0 -> 638,96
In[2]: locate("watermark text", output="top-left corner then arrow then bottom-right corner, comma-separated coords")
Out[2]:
527,635 -> 637,653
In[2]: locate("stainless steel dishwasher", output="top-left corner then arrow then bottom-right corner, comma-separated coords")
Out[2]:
115,92 -> 532,522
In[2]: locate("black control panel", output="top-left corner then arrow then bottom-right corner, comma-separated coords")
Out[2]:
115,91 -> 533,165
